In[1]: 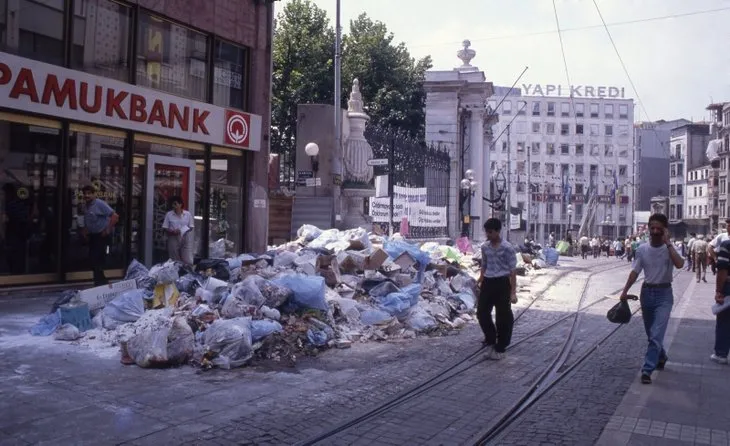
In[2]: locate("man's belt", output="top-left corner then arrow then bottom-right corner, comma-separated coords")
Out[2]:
642,283 -> 671,289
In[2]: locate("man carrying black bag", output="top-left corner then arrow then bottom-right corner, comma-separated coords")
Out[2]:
618,213 -> 684,384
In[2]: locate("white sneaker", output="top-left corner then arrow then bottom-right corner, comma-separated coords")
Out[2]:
710,354 -> 728,364
485,347 -> 505,360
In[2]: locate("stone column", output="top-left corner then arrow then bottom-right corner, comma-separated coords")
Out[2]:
469,109 -> 485,227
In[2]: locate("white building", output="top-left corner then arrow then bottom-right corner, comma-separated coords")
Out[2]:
487,87 -> 635,243
685,165 -> 711,225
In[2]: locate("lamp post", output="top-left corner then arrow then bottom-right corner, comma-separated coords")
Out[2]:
305,142 -> 320,196
567,204 -> 573,237
460,169 -> 478,237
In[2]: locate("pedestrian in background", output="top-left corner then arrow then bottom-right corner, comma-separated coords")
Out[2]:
477,218 -> 518,360
619,213 -> 684,384
712,238 -> 730,364
686,233 -> 697,272
708,221 -> 730,276
693,235 -> 708,283
162,195 -> 195,266
81,185 -> 119,286
580,234 -> 590,259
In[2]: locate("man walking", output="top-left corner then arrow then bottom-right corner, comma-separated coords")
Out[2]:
477,218 -> 518,360
81,185 -> 119,286
686,232 -> 697,272
619,213 -> 684,384
693,234 -> 709,283
579,234 -> 590,259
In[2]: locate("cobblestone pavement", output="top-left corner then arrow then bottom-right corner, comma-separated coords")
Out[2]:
0,257 -> 635,446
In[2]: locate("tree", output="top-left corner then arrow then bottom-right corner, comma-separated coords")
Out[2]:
271,0 -> 335,183
342,14 -> 432,139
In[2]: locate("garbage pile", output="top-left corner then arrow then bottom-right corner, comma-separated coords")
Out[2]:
29,225 -> 548,370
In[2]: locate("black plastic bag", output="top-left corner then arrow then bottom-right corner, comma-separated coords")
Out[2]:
196,259 -> 231,281
606,295 -> 637,324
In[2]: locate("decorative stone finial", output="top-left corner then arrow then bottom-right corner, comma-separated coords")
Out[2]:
348,79 -> 364,113
457,40 -> 476,67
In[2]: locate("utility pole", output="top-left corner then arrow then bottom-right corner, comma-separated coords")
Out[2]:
506,124 -> 511,241
388,135 -> 395,236
334,0 -> 342,175
526,143 -> 531,241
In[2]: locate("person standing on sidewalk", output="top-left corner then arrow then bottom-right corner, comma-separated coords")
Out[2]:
162,195 -> 195,266
619,213 -> 684,384
81,185 -> 119,286
693,235 -> 709,283
712,238 -> 730,364
579,234 -> 590,259
477,218 -> 518,360
686,233 -> 697,272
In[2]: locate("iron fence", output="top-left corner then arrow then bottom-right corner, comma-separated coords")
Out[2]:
365,125 -> 451,239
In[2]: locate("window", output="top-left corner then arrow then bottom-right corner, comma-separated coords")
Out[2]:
618,145 -> 629,157
705,205 -> 708,216
575,203 -> 583,216
605,125 -> 614,136
532,102 -> 541,116
669,205 -> 676,220
71,0 -> 132,82
517,161 -> 526,174
590,124 -> 599,136
561,124 -> 570,136
575,103 -> 585,117
531,162 -> 541,174
547,123 -> 555,134
517,183 -> 525,192
576,144 -> 584,156
561,163 -> 570,175
532,122 -> 540,133
604,104 -> 614,119
561,144 -> 569,155
676,185 -> 682,196
604,145 -> 614,157
517,141 -> 525,152
516,122 -> 527,134
547,143 -> 555,155
575,184 -> 584,195
618,125 -> 629,137
137,12 -> 209,101
561,102 -> 570,117
502,141 -> 508,152
670,185 -> 676,196
532,142 -> 541,154
605,166 -> 614,176
547,102 -> 556,117
213,39 -> 247,110
1,0 -> 65,66
590,144 -> 600,156
722,200 -> 727,218
576,124 -> 584,135
619,165 -> 627,176
674,144 -> 681,159
517,101 -> 527,115
502,101 -> 512,115
590,103 -> 599,118
487,100 -> 497,112
546,163 -> 555,175
490,161 -> 496,171
678,163 -> 683,176
575,164 -> 584,175
700,187 -> 704,196
619,104 -> 629,119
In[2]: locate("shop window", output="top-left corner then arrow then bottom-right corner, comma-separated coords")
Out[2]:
66,125 -> 127,279
136,12 -> 208,101
71,0 -> 132,82
133,136 -> 205,265
213,39 -> 247,110
1,0 -> 65,66
0,114 -> 62,283
209,148 -> 245,256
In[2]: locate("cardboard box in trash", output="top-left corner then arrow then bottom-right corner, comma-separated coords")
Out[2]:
78,279 -> 137,312
316,255 -> 341,287
364,248 -> 389,270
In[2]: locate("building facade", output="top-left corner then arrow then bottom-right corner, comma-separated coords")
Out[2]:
0,0 -> 274,288
708,102 -> 730,228
634,119 -> 690,211
668,123 -> 711,234
487,88 -> 635,242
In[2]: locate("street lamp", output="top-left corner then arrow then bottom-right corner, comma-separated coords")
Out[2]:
305,142 -> 320,196
460,169 -> 478,236
567,204 -> 573,238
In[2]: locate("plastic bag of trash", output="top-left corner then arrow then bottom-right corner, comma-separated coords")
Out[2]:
127,325 -> 172,368
54,323 -> 81,341
383,240 -> 431,269
451,290 -> 476,311
308,229 -> 341,250
209,238 -> 228,259
30,310 -> 62,336
272,275 -> 328,312
306,319 -> 334,346
360,308 -> 394,325
104,289 -> 146,323
297,224 -> 323,242
543,248 -> 559,266
50,290 -> 79,314
273,251 -> 298,268
251,319 -> 283,342
401,284 -> 423,305
248,275 -> 292,308
149,260 -> 179,285
196,259 -> 231,281
406,307 -> 438,331
124,259 -> 157,291
222,278 -> 266,318
375,292 -> 417,317
176,273 -> 203,294
204,317 -> 253,369
167,316 -> 195,366
369,281 -> 400,298
343,227 -> 371,250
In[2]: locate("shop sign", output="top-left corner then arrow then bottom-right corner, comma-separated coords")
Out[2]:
0,53 -> 262,151
522,83 -> 626,99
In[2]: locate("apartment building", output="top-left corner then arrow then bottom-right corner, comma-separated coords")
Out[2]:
487,86 -> 634,242
707,103 -> 730,229
668,123 -> 711,234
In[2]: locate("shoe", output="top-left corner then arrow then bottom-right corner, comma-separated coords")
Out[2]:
482,339 -> 495,347
657,356 -> 668,370
710,354 -> 729,364
697,279 -> 701,283
492,350 -> 505,360
703,277 -> 707,283
641,373 -> 652,384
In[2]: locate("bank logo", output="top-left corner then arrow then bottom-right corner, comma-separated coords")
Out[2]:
224,110 -> 250,147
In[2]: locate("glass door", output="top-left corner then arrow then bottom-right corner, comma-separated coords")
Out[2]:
144,155 -> 196,266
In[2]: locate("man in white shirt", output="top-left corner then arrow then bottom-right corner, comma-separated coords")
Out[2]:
686,233 -> 697,272
590,237 -> 600,258
579,235 -> 590,259
709,220 -> 730,275
162,195 -> 195,265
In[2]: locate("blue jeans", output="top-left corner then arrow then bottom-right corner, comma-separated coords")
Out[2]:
640,287 -> 674,374
715,282 -> 730,357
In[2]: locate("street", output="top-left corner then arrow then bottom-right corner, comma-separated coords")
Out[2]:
0,255 -> 708,446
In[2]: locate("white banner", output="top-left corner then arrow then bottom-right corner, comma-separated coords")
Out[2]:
510,212 -> 521,230
411,206 -> 447,227
369,197 -> 406,222
393,186 -> 427,204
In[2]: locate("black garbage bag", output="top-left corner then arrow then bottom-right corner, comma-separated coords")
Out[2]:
606,295 -> 637,324
196,259 -> 231,281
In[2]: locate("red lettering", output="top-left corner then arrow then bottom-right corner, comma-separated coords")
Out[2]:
146,99 -> 168,127
9,68 -> 39,102
0,63 -> 10,85
192,109 -> 210,135
129,94 -> 147,122
105,89 -> 128,119
168,104 -> 189,131
79,82 -> 102,114
41,75 -> 78,109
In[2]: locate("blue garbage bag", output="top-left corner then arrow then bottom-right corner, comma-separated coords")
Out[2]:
375,292 -> 417,317
272,275 -> 328,312
544,248 -> 559,266
383,240 -> 431,268
30,309 -> 62,336
250,320 -> 283,342
306,319 -> 334,346
360,309 -> 393,325
400,284 -> 423,305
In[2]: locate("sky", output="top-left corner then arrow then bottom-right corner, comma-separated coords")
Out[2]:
278,0 -> 730,123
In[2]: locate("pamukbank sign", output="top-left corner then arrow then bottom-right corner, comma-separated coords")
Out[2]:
522,84 -> 625,99
0,52 -> 262,151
